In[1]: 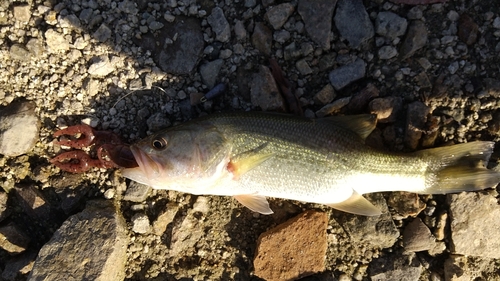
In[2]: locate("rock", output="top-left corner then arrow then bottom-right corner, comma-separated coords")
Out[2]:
28,200 -> 129,281
13,184 -> 51,222
87,55 -> 116,77
337,193 -> 399,249
298,0 -> 337,49
403,218 -> 435,252
375,12 -> 408,39
44,29 -> 70,53
434,211 -> 447,240
448,192 -> 500,258
9,44 -> 31,62
328,59 -> 366,90
169,210 -> 205,258
296,59 -> 312,75
1,251 -> 37,281
414,71 -> 432,89
132,213 -> 151,234
0,101 -> 40,157
253,210 -> 328,281
93,23 -> 112,42
207,7 -> 230,42
369,251 -> 423,281
146,112 -> 171,131
404,101 -> 430,150
400,20 -> 428,60
334,0 -> 374,48
13,4 -> 31,22
369,96 -> 403,123
264,3 -> 295,30
386,191 -> 426,219
250,65 -> 286,111
313,84 -> 336,105
315,97 -> 351,117
234,20 -> 247,40
252,22 -> 273,55
0,191 -> 9,222
123,181 -> 152,203
378,46 -> 398,59
458,13 -> 478,45
0,224 -> 30,255
200,59 -> 224,88
153,203 -> 180,236
444,255 -> 500,281
25,38 -> 44,58
145,17 -> 203,75
390,0 -> 448,4
348,83 -> 379,113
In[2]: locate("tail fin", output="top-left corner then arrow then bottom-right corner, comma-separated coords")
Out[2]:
419,141 -> 500,194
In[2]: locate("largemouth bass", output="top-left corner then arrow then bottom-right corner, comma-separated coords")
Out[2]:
121,112 -> 500,216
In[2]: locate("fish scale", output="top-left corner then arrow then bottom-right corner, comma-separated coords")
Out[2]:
122,112 -> 500,216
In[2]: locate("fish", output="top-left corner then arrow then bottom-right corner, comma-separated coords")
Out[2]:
121,112 -> 500,216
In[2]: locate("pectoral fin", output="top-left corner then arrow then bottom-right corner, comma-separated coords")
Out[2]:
326,191 -> 381,216
228,152 -> 274,178
234,194 -> 274,215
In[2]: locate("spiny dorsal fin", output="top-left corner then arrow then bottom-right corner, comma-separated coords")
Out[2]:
319,114 -> 377,140
325,190 -> 382,216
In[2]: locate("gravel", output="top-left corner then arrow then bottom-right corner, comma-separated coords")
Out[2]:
1,0 -> 500,280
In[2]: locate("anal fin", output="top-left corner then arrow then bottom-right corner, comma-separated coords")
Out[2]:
326,191 -> 382,216
234,194 -> 274,215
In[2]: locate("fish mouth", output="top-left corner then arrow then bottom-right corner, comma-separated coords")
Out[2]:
128,145 -> 161,179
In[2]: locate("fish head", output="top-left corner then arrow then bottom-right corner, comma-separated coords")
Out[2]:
121,123 -> 232,193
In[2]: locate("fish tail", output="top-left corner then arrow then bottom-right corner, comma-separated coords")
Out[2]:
420,141 -> 500,194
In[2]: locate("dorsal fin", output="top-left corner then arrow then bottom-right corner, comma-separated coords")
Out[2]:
319,114 -> 377,140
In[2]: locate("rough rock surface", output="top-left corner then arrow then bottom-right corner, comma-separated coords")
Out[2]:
250,65 -> 286,111
444,255 -> 500,281
334,0 -> 374,48
403,218 -> 435,252
448,192 -> 500,258
27,200 -> 128,281
0,102 -> 40,157
253,210 -> 328,281
298,0 -> 337,49
328,59 -> 366,90
369,251 -> 422,281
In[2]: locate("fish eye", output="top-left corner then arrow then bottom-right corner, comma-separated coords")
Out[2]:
152,137 -> 167,150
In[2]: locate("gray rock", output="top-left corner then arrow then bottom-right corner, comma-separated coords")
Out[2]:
58,14 -> 81,29
296,59 -> 312,75
334,0 -> 374,48
0,101 -> 40,157
369,251 -> 422,281
132,213 -> 151,234
93,23 -> 112,42
207,7 -> 230,42
13,184 -> 52,222
79,8 -> 93,24
87,55 -> 115,76
0,192 -> 9,222
252,22 -> 273,55
400,20 -> 428,60
146,112 -> 171,132
124,181 -> 152,203
328,59 -> 366,90
0,224 -> 30,255
9,44 -> 31,62
169,209 -> 205,258
149,21 -> 164,31
347,83 -> 379,113
313,84 -> 336,105
298,0 -> 337,49
234,20 -> 247,40
315,97 -> 350,117
155,17 -> 204,75
28,200 -> 129,281
337,193 -> 399,249
13,4 -> 31,22
118,0 -> 138,14
44,29 -> 70,53
250,65 -> 286,112
404,101 -> 429,150
448,192 -> 500,259
200,59 -> 224,88
403,218 -> 435,252
264,3 -> 295,30
378,45 -> 398,59
444,255 -> 500,281
375,12 -> 408,39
